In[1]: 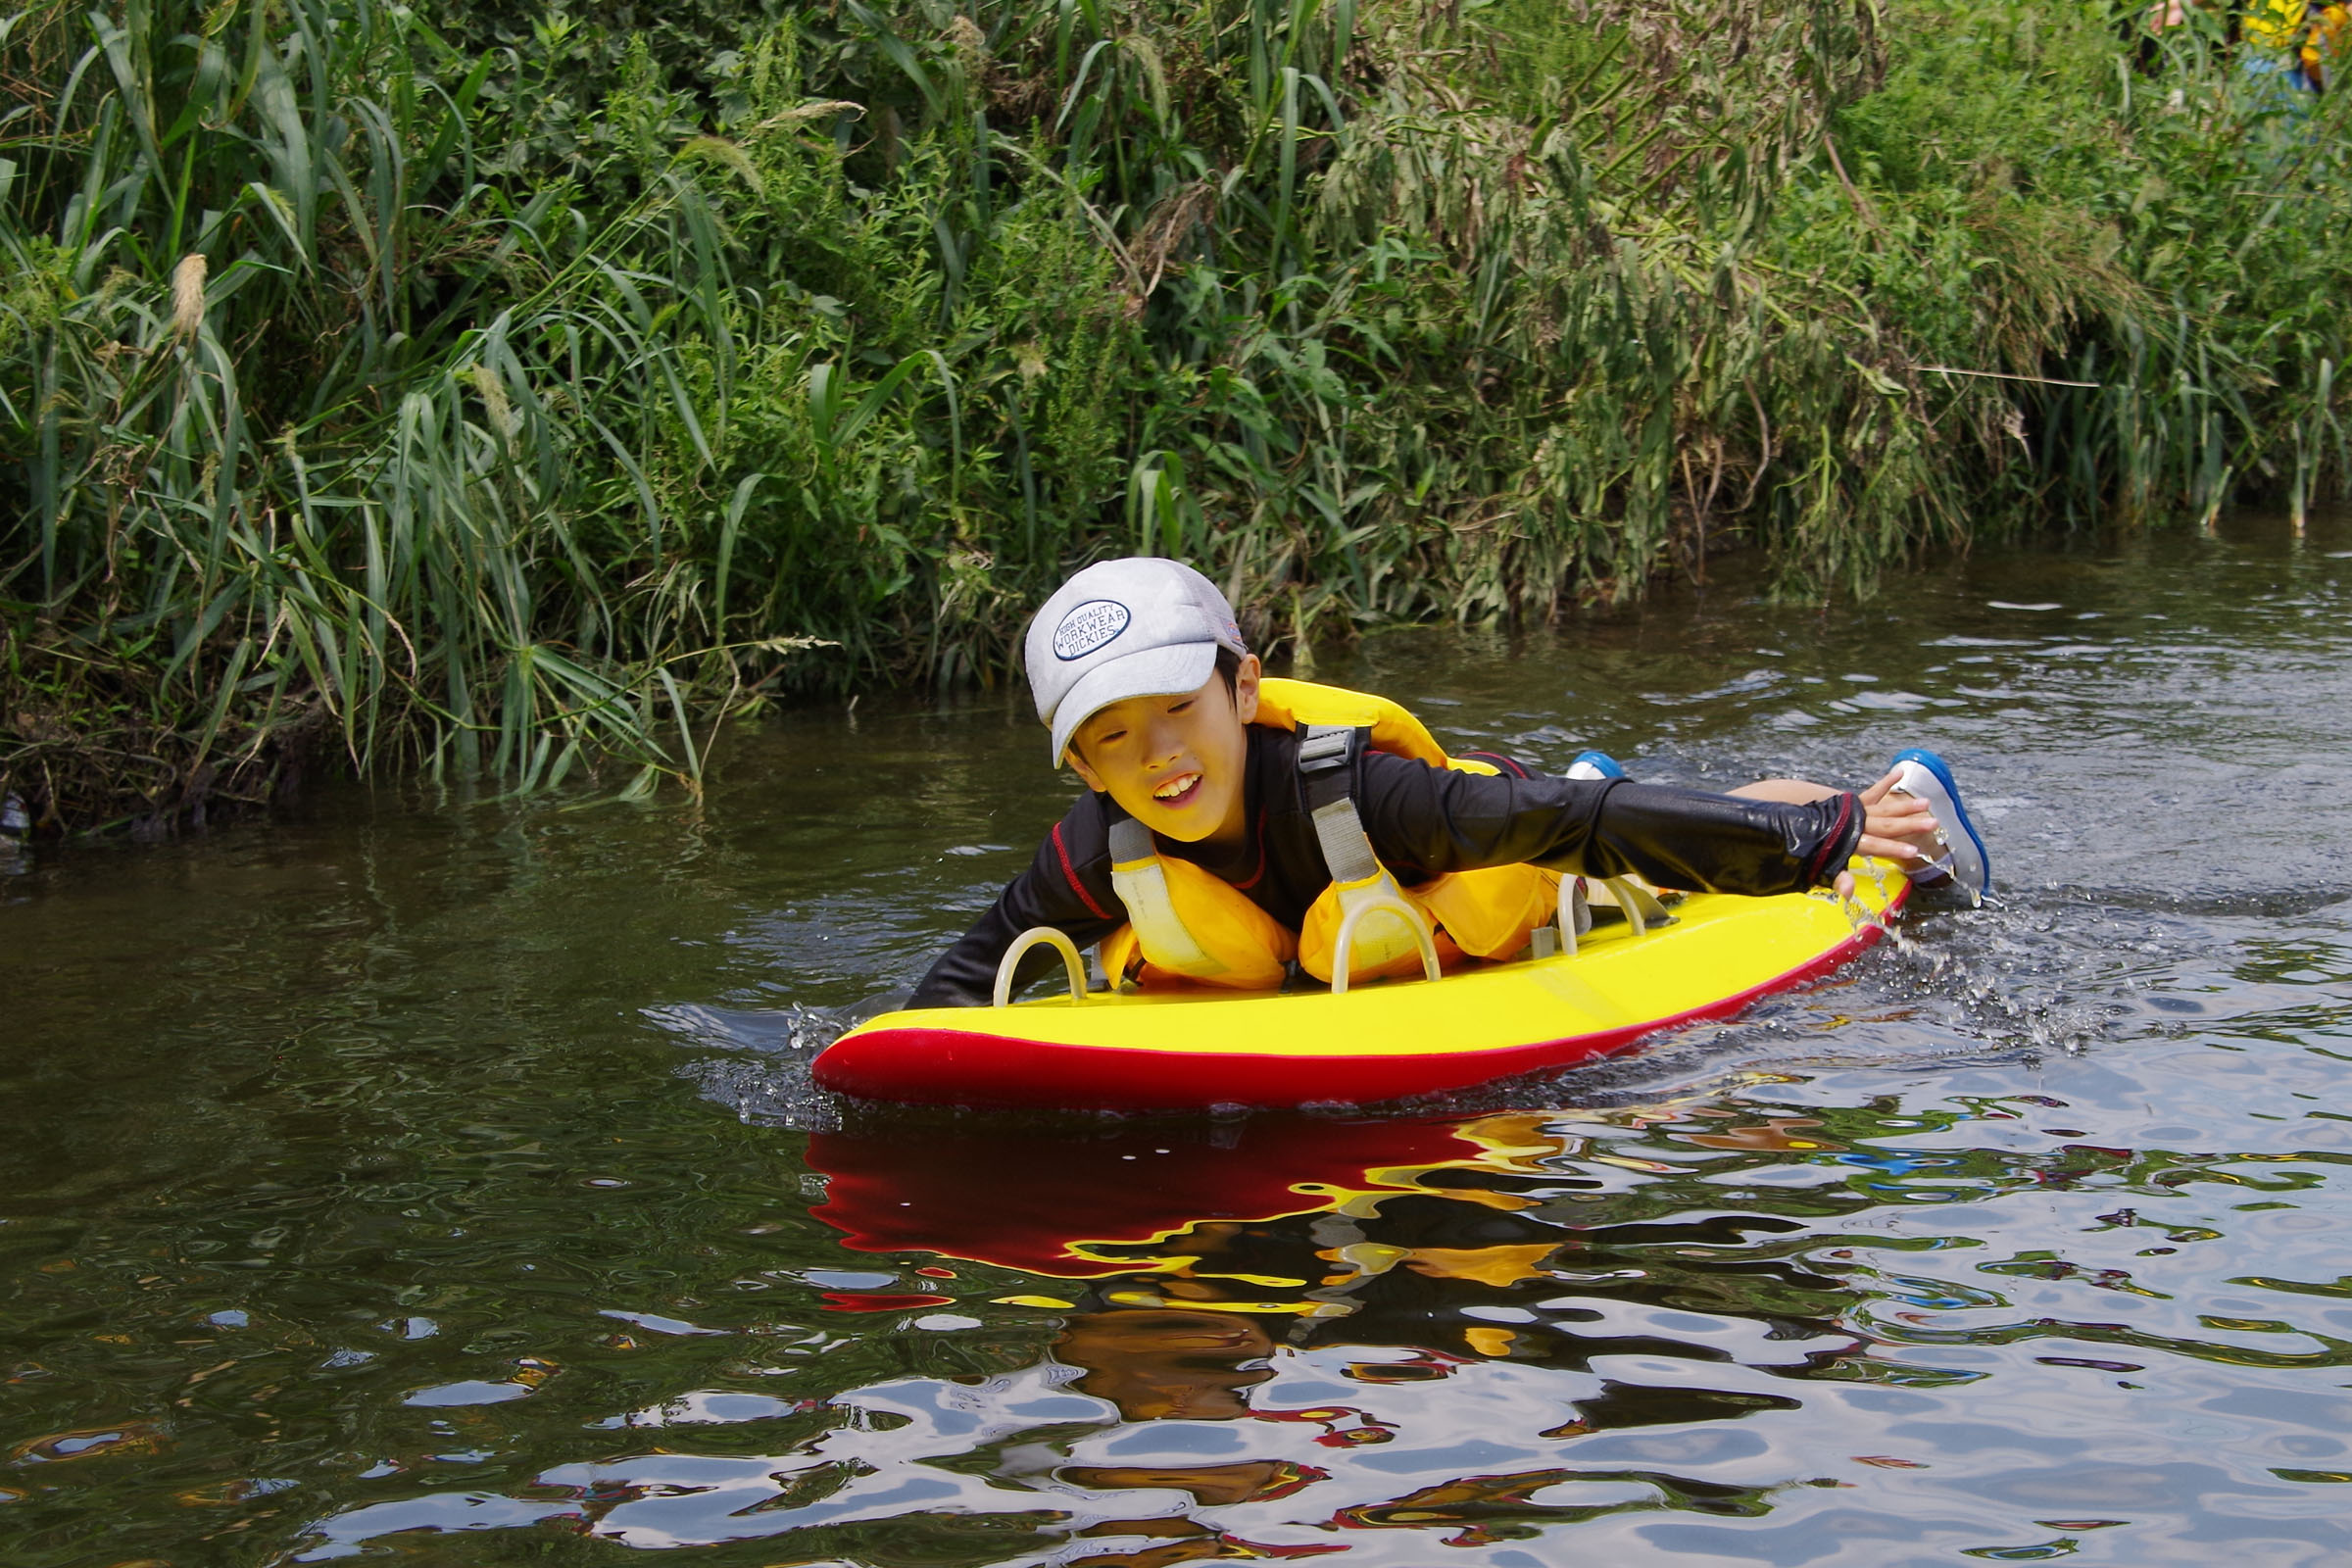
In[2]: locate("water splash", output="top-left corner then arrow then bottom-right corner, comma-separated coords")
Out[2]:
646,1001 -> 849,1130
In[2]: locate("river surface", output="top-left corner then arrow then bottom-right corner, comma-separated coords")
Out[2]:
8,514 -> 2352,1566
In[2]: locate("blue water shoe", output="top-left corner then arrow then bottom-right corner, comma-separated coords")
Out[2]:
1888,748 -> 1989,904
1567,751 -> 1625,781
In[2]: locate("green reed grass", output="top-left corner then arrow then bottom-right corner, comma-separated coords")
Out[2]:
2,0 -> 2346,830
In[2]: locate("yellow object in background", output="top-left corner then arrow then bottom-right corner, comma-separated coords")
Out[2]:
2242,0 -> 2349,88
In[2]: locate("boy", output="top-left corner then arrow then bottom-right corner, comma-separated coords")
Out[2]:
910,559 -> 1987,1007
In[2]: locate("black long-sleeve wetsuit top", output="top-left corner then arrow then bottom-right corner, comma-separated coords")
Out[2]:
909,725 -> 1864,1008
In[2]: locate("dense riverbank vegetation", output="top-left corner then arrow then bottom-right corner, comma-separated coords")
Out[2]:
4,0 -> 2347,830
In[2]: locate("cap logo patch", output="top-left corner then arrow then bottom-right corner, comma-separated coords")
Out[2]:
1053,599 -> 1132,661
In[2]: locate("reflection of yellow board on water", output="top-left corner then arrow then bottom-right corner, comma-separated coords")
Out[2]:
814,862 -> 1909,1111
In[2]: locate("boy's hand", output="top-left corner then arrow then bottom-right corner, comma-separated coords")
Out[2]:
1834,767 -> 1941,900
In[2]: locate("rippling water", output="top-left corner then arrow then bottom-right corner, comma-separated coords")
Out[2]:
8,516 -> 2352,1565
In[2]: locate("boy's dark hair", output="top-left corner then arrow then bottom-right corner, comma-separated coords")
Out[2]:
1213,646 -> 1244,696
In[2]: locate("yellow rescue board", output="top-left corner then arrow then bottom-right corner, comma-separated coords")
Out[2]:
814,862 -> 1908,1110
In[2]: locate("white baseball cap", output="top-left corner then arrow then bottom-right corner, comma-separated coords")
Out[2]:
1026,558 -> 1248,763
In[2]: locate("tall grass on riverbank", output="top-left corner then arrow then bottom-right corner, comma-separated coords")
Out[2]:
4,0 -> 2347,832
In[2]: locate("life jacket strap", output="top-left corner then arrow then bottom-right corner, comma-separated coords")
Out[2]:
1106,814 -> 1228,977
1297,723 -> 1384,885
1292,722 -> 1451,986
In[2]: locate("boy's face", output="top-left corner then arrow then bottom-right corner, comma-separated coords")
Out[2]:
1065,655 -> 1262,845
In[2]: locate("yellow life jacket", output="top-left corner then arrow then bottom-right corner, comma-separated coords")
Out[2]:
1098,679 -> 1563,991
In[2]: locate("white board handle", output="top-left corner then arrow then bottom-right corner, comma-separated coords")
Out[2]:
1330,891 -> 1443,996
993,926 -> 1090,1009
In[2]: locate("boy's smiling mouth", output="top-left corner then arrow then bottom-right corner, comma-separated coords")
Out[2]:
1152,771 -> 1204,806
